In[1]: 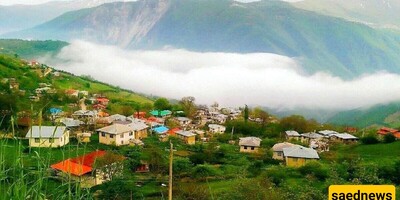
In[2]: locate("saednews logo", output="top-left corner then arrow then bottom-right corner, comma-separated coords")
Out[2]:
329,185 -> 396,200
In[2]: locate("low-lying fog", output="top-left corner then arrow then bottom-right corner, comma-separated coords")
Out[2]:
41,40 -> 400,110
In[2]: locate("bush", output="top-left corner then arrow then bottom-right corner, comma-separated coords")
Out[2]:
191,164 -> 220,179
383,133 -> 396,143
360,135 -> 379,144
299,161 -> 328,181
265,166 -> 288,186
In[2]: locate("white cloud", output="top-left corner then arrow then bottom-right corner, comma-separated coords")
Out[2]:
41,40 -> 400,110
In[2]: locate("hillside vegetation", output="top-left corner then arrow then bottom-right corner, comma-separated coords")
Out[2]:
0,39 -> 68,59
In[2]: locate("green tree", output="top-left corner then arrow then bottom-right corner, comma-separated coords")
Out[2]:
180,96 -> 197,118
383,133 -> 396,143
244,105 -> 249,123
154,98 -> 171,111
253,107 -> 269,128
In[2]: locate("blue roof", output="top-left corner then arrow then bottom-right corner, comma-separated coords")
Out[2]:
152,126 -> 169,134
50,108 -> 62,114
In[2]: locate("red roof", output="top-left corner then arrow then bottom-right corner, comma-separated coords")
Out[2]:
168,128 -> 180,136
51,150 -> 106,176
133,112 -> 146,118
96,98 -> 109,102
70,150 -> 106,167
51,159 -> 93,176
65,89 -> 78,95
377,127 -> 400,139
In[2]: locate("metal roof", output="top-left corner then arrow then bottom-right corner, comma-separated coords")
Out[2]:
282,146 -> 319,159
25,126 -> 67,138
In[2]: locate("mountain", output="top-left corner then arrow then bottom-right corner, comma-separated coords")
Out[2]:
292,0 -> 400,30
327,102 -> 400,128
0,0 -> 136,35
6,0 -> 400,78
0,39 -> 68,59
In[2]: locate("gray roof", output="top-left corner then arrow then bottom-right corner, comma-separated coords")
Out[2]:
208,124 -> 225,129
285,130 -> 300,137
97,124 -> 133,135
272,142 -> 297,151
176,117 -> 190,122
110,114 -> 127,122
176,130 -> 196,137
282,146 -> 319,159
61,118 -> 83,127
239,137 -> 262,147
128,121 -> 149,131
318,130 -> 338,136
301,132 -> 323,139
26,126 -> 67,138
332,133 -> 358,140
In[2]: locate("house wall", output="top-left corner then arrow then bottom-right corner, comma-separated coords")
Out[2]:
135,129 -> 148,139
287,136 -> 300,140
272,151 -> 284,160
185,136 -> 196,145
29,131 -> 69,148
115,131 -> 135,146
99,132 -> 116,145
240,145 -> 259,153
285,157 -> 317,167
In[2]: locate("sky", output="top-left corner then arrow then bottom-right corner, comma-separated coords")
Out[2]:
40,40 -> 400,111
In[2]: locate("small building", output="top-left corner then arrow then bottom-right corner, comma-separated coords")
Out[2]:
51,150 -> 124,188
175,117 -> 192,127
331,133 -> 358,143
167,127 -> 181,136
176,130 -> 196,145
282,146 -> 319,167
285,130 -> 301,140
65,89 -> 79,97
150,110 -> 172,117
109,114 -> 127,122
318,130 -> 338,137
239,137 -> 262,153
133,112 -> 146,119
300,132 -> 323,144
377,127 -> 400,139
152,125 -> 169,135
96,97 -> 109,105
77,132 -> 91,143
271,142 -> 296,160
25,126 -> 70,148
208,124 -> 226,134
126,119 -> 149,139
97,124 -> 135,146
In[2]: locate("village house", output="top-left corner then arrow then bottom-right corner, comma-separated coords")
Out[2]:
51,150 -> 125,188
25,126 -> 70,148
300,132 -> 324,144
377,127 -> 400,139
150,110 -> 172,117
152,125 -> 169,135
208,124 -> 226,134
65,89 -> 79,97
9,78 -> 19,90
167,127 -> 181,137
35,87 -> 56,95
176,130 -> 196,145
175,117 -> 192,127
96,97 -> 109,105
125,118 -> 149,139
282,146 -> 319,167
285,130 -> 301,140
109,114 -> 127,122
97,124 -> 135,146
133,112 -> 147,119
272,142 -> 297,160
239,137 -> 262,153
73,110 -> 96,125
318,130 -> 338,137
330,133 -> 358,143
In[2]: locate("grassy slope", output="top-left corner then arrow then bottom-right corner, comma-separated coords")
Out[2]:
0,54 -> 152,112
327,102 -> 400,128
0,39 -> 68,59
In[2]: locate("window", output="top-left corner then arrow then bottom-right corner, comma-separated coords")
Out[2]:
101,133 -> 106,137
49,138 -> 54,143
110,135 -> 114,138
34,138 -> 40,143
277,152 -> 282,156
251,147 -> 255,150
120,134 -> 124,138
121,141 -> 124,144
129,132 -> 133,136
244,146 -> 247,150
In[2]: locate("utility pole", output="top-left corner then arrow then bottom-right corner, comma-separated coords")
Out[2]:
231,126 -> 234,140
168,141 -> 173,200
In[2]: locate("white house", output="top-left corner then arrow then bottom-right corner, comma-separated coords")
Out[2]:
208,124 -> 226,134
97,124 -> 135,146
25,126 -> 70,148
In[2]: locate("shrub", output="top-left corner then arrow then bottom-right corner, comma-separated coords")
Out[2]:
383,133 -> 396,143
265,166 -> 288,186
299,161 -> 328,181
191,164 -> 220,179
360,135 -> 379,144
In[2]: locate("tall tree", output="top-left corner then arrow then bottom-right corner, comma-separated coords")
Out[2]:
244,105 -> 249,123
253,107 -> 269,128
154,98 -> 171,111
180,96 -> 197,118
